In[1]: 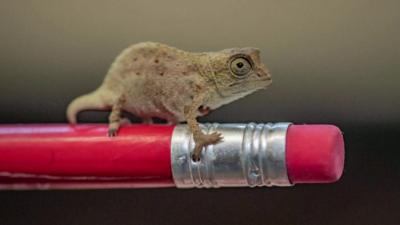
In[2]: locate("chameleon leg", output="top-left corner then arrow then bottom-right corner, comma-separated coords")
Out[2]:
108,95 -> 126,137
184,91 -> 222,161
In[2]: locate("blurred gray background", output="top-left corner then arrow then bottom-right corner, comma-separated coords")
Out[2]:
0,1 -> 399,225
0,0 -> 399,125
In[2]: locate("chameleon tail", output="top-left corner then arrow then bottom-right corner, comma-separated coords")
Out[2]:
66,88 -> 109,124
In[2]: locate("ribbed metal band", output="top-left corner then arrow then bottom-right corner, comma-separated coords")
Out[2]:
171,123 -> 292,188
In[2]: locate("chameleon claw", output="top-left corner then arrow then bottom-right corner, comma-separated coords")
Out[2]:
108,128 -> 118,137
192,151 -> 201,162
205,132 -> 223,144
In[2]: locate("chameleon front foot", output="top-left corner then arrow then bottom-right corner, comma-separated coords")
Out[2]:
192,132 -> 223,161
108,128 -> 118,137
108,121 -> 122,137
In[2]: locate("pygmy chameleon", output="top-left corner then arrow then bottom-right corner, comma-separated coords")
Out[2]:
67,42 -> 272,161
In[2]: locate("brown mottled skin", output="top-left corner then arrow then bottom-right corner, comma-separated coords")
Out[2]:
67,42 -> 272,161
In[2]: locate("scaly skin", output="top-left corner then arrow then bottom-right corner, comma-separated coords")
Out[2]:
67,42 -> 272,161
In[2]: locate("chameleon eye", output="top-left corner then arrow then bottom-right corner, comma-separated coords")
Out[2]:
230,57 -> 252,78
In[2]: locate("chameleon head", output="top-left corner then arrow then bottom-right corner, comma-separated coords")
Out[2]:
210,47 -> 272,97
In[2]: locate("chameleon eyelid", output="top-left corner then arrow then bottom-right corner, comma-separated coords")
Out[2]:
228,55 -> 253,78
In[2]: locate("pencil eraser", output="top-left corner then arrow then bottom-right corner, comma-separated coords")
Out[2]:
286,125 -> 345,184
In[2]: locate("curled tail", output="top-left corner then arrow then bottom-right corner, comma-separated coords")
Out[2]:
66,88 -> 109,124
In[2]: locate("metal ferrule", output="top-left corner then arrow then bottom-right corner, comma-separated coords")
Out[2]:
171,123 -> 292,188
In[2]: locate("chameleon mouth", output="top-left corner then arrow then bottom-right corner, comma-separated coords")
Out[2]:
223,79 -> 271,95
229,78 -> 271,87
231,85 -> 266,94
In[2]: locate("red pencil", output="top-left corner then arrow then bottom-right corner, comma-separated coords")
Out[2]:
0,123 -> 344,190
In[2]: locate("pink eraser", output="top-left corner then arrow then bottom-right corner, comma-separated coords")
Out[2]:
286,125 -> 345,184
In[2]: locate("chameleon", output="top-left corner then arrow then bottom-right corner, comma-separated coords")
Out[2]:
67,42 -> 272,161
